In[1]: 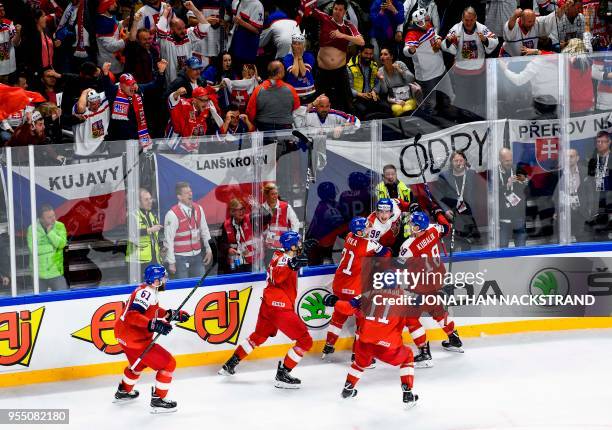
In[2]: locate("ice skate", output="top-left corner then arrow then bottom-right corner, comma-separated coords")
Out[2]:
150,387 -> 177,414
321,343 -> 335,360
402,384 -> 418,409
113,384 -> 139,403
414,342 -> 433,368
442,330 -> 464,353
341,382 -> 358,399
219,354 -> 240,375
274,362 -> 301,389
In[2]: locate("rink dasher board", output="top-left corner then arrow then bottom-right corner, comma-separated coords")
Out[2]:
1,248 -> 612,386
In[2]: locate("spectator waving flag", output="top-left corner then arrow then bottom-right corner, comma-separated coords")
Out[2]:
0,84 -> 45,121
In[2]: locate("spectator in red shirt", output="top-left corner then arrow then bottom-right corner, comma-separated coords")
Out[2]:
309,0 -> 364,113
166,85 -> 223,152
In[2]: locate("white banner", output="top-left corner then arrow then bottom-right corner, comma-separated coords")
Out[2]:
327,121 -> 503,184
509,112 -> 612,142
13,156 -> 125,198
157,144 -> 277,186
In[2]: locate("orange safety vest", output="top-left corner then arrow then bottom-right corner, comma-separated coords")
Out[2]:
171,203 -> 203,254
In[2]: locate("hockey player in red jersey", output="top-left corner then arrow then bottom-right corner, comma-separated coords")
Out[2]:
399,211 -> 463,368
322,293 -> 419,407
113,264 -> 190,413
219,231 -> 311,388
321,216 -> 391,359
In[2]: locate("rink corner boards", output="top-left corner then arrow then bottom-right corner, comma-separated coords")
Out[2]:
1,242 -> 612,388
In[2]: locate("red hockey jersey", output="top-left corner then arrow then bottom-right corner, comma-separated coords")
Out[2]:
332,232 -> 389,297
262,250 -> 298,310
398,224 -> 446,294
335,300 -> 410,349
115,283 -> 167,350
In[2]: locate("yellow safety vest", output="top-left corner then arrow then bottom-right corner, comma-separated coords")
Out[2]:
126,209 -> 161,263
376,181 -> 412,202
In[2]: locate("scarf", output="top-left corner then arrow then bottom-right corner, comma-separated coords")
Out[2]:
75,0 -> 87,58
112,88 -> 152,149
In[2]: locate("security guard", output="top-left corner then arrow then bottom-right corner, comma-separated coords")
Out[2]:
126,188 -> 163,269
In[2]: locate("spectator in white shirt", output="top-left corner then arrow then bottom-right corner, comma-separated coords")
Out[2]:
156,1 -> 211,84
164,181 -> 213,279
403,8 -> 445,113
259,10 -> 297,59
72,88 -> 110,157
0,2 -> 22,83
501,4 -> 568,57
293,94 -> 360,138
443,7 -> 498,116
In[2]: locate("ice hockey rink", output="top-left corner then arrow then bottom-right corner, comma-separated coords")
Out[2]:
1,328 -> 611,430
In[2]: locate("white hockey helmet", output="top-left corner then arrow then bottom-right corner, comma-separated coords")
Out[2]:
86,89 -> 101,104
412,8 -> 427,28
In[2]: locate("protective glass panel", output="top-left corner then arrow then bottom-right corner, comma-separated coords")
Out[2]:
155,133 -> 259,280
568,51 -> 612,243
494,55 -> 562,248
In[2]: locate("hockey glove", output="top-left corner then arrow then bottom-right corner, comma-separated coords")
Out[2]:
288,254 -> 309,271
149,319 -> 173,335
323,293 -> 339,307
167,309 -> 190,323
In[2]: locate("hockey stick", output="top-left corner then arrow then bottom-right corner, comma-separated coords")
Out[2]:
413,133 -> 452,260
412,133 -> 436,203
292,129 -> 316,241
129,262 -> 217,371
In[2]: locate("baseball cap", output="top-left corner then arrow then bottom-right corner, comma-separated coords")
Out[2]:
119,73 -> 137,86
192,86 -> 209,99
186,56 -> 204,70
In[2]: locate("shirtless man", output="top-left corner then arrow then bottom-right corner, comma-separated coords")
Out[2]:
310,0 -> 364,113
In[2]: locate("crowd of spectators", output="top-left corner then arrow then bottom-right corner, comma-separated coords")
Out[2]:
0,0 -> 609,159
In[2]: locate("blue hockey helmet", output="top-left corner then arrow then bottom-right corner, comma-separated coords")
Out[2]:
144,264 -> 167,285
410,211 -> 430,232
348,172 -> 369,191
376,198 -> 394,212
280,231 -> 302,251
349,217 -> 368,235
317,181 -> 337,201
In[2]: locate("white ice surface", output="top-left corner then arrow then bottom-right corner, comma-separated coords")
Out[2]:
1,329 -> 611,430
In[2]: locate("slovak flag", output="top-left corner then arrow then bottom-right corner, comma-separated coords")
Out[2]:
534,137 -> 560,172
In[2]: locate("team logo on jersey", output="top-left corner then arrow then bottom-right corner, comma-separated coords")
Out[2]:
71,301 -> 124,355
0,307 -> 45,367
529,268 -> 570,306
297,288 -> 332,329
176,286 -> 252,345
